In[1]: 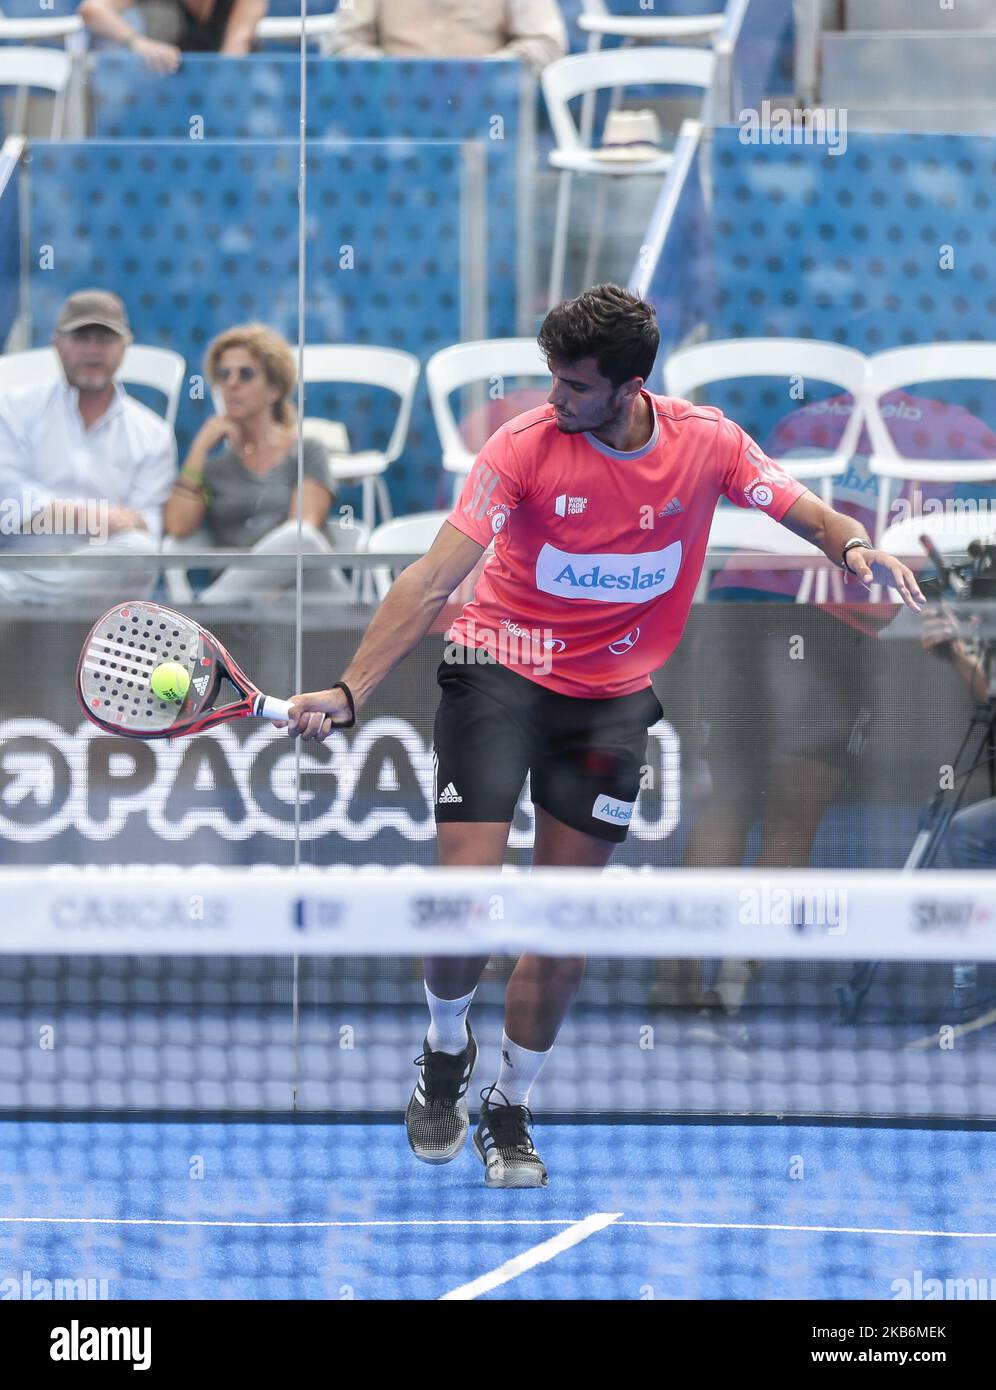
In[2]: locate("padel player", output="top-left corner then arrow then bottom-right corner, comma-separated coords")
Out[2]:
286,285 -> 925,1188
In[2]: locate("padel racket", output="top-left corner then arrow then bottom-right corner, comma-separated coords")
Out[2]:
77,600 -> 290,739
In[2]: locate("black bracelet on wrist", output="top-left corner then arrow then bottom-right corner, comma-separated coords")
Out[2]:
331,680 -> 356,729
841,538 -> 874,573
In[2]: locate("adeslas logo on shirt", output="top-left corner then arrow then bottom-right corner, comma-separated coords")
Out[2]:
535,542 -> 682,604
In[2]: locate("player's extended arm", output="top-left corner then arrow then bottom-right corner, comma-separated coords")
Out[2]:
287,521 -> 486,739
778,493 -> 925,612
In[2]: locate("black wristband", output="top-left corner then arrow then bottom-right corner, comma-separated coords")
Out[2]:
331,680 -> 356,729
841,538 -> 873,573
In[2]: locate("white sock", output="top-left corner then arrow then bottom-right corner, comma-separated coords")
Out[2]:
489,1032 -> 552,1108
425,983 -> 475,1055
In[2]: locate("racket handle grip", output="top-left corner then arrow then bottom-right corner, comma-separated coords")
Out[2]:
257,695 -> 291,722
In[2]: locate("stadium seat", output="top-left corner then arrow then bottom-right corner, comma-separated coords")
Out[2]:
254,11 -> 339,53
161,513 -> 371,605
426,339 -> 550,501
877,513 -> 989,559
367,510 -> 453,602
577,0 -> 724,44
866,343 -> 996,545
704,505 -> 824,604
0,347 -> 61,391
0,46 -> 71,138
665,338 -> 870,600
541,46 -> 715,306
574,0 -> 725,146
0,343 -> 187,428
0,14 -> 83,42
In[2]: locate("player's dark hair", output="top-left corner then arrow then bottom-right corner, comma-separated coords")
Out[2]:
537,284 -> 660,389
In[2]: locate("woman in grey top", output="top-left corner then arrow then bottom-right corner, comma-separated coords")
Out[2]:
165,323 -> 349,600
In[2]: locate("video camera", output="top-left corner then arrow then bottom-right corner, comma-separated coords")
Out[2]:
919,536 -> 996,602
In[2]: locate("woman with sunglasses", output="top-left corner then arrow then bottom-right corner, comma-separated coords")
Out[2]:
165,322 -> 349,600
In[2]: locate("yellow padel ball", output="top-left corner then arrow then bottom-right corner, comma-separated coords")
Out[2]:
150,661 -> 191,703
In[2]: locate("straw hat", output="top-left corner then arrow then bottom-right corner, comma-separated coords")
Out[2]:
592,109 -> 665,163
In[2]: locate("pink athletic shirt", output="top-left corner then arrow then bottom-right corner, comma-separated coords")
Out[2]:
445,391 -> 809,697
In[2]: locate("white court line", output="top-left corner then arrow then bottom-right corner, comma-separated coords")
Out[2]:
439,1213 -> 622,1301
0,1216 -> 581,1229
3,1214 -> 994,1241
621,1220 -> 996,1239
906,1006 -> 996,1051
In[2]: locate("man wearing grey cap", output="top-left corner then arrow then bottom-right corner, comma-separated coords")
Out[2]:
0,289 -> 175,605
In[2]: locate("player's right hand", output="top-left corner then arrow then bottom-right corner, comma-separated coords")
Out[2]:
285,688 -> 354,741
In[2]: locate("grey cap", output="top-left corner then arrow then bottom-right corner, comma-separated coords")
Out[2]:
55,289 -> 131,338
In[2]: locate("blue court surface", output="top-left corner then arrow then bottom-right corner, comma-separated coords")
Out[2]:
1,1120 -> 995,1300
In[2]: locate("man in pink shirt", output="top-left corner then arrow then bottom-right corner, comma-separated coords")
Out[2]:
286,285 -> 924,1188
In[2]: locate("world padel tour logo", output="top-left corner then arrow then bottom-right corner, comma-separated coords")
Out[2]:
535,542 -> 681,604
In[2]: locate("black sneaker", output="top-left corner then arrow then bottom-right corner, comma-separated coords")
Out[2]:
473,1086 -> 548,1188
405,1024 -> 478,1164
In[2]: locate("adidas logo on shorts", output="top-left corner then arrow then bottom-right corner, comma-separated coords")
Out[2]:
437,782 -> 463,804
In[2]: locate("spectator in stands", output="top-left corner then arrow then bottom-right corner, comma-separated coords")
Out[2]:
328,0 -> 567,72
78,0 -> 268,74
164,323 -> 348,602
0,289 -> 174,606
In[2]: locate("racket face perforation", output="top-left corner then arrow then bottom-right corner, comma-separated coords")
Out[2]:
78,601 -> 216,735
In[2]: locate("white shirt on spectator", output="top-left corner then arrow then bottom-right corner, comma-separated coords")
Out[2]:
0,376 -> 176,549
328,0 -> 568,73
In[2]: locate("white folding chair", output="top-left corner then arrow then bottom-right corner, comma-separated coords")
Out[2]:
426,338 -> 550,500
160,532 -> 203,605
0,14 -> 84,42
877,513 -> 989,559
702,505 -> 824,602
162,513 -> 370,605
0,47 -> 71,138
575,1 -> 724,162
577,0 -> 725,141
117,345 -> 186,429
0,343 -> 186,427
254,12 -> 340,54
325,512 -> 370,602
367,511 -> 452,602
665,338 -> 870,600
0,346 -> 58,390
0,12 -> 88,137
542,46 -> 715,306
578,0 -> 725,44
866,344 -> 996,546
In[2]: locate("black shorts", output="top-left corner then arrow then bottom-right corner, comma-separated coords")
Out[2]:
431,653 -> 664,843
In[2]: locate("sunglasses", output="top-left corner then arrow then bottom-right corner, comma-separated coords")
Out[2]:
215,365 -> 259,383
